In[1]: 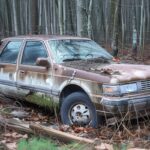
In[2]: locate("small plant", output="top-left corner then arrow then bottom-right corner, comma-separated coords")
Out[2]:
61,142 -> 88,150
17,137 -> 57,150
17,137 -> 87,150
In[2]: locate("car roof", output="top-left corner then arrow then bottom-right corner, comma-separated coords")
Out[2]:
2,35 -> 90,41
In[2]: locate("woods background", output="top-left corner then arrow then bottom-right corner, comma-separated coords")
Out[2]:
0,0 -> 149,55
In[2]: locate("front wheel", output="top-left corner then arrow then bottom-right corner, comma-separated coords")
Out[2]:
60,92 -> 98,128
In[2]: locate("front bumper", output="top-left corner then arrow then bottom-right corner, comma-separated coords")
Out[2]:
98,94 -> 150,116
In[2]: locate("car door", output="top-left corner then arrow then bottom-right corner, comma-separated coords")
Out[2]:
0,40 -> 23,97
16,40 -> 55,106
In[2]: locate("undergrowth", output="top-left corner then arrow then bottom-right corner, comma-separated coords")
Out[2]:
17,137 -> 57,150
17,137 -> 86,150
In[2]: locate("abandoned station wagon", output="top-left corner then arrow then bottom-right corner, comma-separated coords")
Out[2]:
0,35 -> 150,127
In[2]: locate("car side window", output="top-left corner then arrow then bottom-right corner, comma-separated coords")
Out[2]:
21,41 -> 48,65
0,41 -> 22,64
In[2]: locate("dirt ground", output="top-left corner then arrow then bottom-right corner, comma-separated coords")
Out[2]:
0,96 -> 150,150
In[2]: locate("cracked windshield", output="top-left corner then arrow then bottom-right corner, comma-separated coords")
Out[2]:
49,39 -> 113,63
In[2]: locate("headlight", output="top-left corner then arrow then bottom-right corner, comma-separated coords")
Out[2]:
103,85 -> 120,95
120,83 -> 138,94
103,83 -> 138,96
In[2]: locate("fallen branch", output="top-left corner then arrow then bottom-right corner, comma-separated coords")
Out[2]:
0,115 -> 96,145
30,123 -> 95,144
0,115 -> 32,134
122,124 -> 135,137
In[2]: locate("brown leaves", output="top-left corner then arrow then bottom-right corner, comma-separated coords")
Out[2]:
1,132 -> 28,150
25,110 -> 49,122
72,126 -> 94,133
1,99 -> 150,149
2,132 -> 28,140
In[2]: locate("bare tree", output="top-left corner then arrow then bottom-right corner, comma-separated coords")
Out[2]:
76,0 -> 87,37
58,0 -> 64,35
111,0 -> 121,57
12,0 -> 18,35
0,0 -> 149,58
87,0 -> 93,38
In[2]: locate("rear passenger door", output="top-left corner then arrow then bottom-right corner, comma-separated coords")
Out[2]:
0,40 -> 23,96
17,41 -> 53,98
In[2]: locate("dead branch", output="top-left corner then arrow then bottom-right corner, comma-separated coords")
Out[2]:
0,115 -> 96,145
30,123 -> 95,144
122,124 -> 135,137
0,115 -> 32,134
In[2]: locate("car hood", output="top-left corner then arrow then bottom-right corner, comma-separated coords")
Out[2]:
62,60 -> 150,84
95,64 -> 150,84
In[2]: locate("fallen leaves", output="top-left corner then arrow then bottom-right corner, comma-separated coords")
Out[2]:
2,132 -> 28,140
25,110 -> 49,122
0,98 -> 150,149
1,132 -> 28,150
72,126 -> 94,134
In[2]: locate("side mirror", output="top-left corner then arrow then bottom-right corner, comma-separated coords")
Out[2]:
36,57 -> 51,68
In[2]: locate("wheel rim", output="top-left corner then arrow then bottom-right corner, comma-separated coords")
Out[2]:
69,103 -> 91,125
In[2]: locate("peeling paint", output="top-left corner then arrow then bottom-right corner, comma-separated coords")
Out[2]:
25,92 -> 59,110
0,36 -> 149,121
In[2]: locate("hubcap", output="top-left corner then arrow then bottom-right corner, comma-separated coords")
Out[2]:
70,104 -> 91,125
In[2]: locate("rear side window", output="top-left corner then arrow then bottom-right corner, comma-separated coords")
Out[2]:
0,41 -> 22,64
21,41 -> 48,65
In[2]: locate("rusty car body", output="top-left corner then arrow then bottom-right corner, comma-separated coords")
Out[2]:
0,35 -> 149,127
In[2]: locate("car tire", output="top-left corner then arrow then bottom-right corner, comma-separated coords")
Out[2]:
60,92 -> 98,128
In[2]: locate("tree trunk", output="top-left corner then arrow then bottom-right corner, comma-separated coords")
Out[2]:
12,0 -> 18,35
88,0 -> 93,38
76,0 -> 87,37
111,0 -> 121,57
30,0 -> 38,34
58,0 -> 63,35
44,0 -> 48,34
38,0 -> 43,34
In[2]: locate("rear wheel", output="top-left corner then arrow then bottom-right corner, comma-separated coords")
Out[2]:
60,92 -> 98,128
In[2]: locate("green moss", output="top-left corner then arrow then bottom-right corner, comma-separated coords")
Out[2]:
25,93 -> 59,110
17,137 -> 87,150
17,137 -> 57,150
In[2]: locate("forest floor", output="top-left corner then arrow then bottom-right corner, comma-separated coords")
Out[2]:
0,96 -> 150,150
0,52 -> 150,150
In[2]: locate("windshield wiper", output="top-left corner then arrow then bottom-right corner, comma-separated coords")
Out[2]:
62,53 -> 82,62
63,58 -> 82,62
89,56 -> 110,63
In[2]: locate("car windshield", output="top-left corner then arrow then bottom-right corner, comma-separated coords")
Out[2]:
48,39 -> 113,63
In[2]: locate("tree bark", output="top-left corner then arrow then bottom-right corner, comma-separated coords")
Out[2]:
76,0 -> 87,37
12,0 -> 18,35
111,0 -> 121,57
139,0 -> 144,51
58,0 -> 63,35
88,0 -> 93,38
44,0 -> 48,34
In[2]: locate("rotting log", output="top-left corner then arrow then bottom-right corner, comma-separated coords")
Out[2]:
0,115 -> 95,145
30,123 -> 95,144
0,115 -> 32,134
0,116 -> 138,149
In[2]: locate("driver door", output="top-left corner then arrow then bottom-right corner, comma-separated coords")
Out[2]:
16,40 -> 53,102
